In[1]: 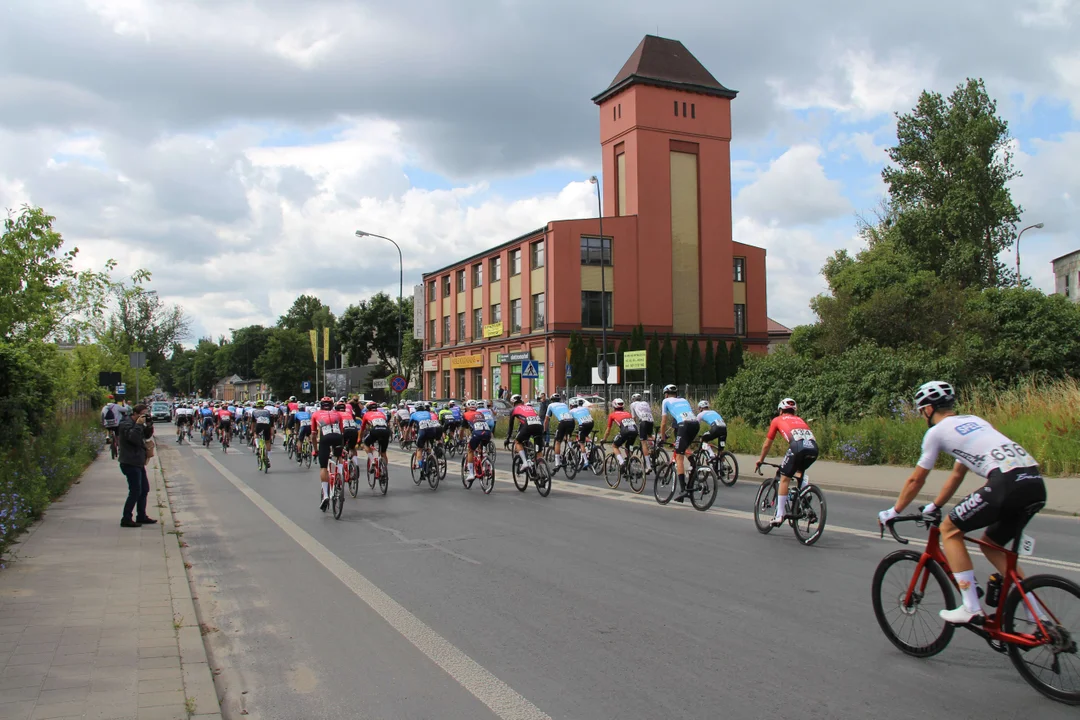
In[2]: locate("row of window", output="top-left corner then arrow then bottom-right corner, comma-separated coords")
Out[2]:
430,293 -> 548,344
430,241 -> 546,300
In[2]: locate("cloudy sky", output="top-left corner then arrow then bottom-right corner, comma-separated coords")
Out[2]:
2,0 -> 1078,341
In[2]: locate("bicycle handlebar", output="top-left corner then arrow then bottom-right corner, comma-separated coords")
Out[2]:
880,514 -> 926,545
755,461 -> 782,475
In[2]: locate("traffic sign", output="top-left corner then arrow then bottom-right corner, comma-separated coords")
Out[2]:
597,359 -> 609,378
116,383 -> 126,395
390,374 -> 407,393
129,352 -> 147,369
521,360 -> 539,379
302,381 -> 311,392
565,363 -> 572,378
372,378 -> 389,389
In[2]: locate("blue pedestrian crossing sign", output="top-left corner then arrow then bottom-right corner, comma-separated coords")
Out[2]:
521,360 -> 539,379
302,381 -> 311,392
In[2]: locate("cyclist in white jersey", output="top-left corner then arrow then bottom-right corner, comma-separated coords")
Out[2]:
629,394 -> 655,473
878,381 -> 1047,625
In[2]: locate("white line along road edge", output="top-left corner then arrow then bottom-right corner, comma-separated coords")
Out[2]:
194,449 -> 551,720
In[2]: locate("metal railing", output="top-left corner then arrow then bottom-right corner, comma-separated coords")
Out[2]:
554,384 -> 722,405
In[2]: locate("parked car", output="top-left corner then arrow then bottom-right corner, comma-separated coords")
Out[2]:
570,395 -> 604,407
150,401 -> 172,423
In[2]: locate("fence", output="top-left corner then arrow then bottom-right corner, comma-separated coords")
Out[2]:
58,396 -> 95,420
556,384 -> 722,405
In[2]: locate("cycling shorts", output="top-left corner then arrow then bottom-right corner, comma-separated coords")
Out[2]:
700,423 -> 727,447
780,439 -> 818,478
218,418 -> 231,428
949,467 -> 1046,547
515,421 -> 544,445
362,427 -> 390,453
255,423 -> 272,442
554,419 -> 576,443
613,429 -> 638,448
297,425 -> 311,440
637,420 -> 654,440
317,433 -> 343,469
202,417 -> 214,430
577,421 -> 595,443
468,430 -> 492,450
343,427 -> 359,450
673,420 -> 700,455
416,427 -> 440,449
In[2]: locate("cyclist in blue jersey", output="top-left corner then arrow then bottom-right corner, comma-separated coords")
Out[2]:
570,399 -> 595,469
450,401 -> 466,444
696,400 -> 727,461
659,384 -> 699,503
478,404 -> 496,431
544,393 -> 574,470
294,405 -> 313,463
410,402 -> 441,469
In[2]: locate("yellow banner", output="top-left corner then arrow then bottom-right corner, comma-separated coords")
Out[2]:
624,350 -> 647,370
323,326 -> 330,358
483,322 -> 503,338
450,355 -> 483,369
309,329 -> 318,363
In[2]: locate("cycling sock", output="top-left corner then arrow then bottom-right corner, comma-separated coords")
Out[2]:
616,454 -> 624,465
1023,595 -> 1048,621
518,450 -> 528,465
954,570 -> 981,611
775,494 -> 788,518
321,481 -> 329,498
645,457 -> 652,469
677,473 -> 686,490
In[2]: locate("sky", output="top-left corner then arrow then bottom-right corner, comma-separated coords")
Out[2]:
2,0 -> 1078,342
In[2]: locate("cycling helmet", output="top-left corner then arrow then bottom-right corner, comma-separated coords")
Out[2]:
448,400 -> 456,407
289,396 -> 296,402
510,394 -> 522,404
631,393 -> 642,402
466,399 -> 477,409
366,400 -> 378,410
255,400 -> 265,408
914,381 -> 955,411
698,400 -> 709,409
663,384 -> 677,395
334,401 -> 346,411
612,398 -> 625,409
320,396 -> 334,410
550,393 -> 561,402
778,398 -> 797,413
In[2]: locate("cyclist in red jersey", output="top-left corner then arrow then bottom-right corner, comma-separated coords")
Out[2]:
602,398 -> 638,469
287,396 -> 298,415
755,398 -> 819,526
506,394 -> 543,469
215,405 -> 233,446
310,397 -> 344,511
360,401 -> 390,472
462,399 -> 493,482
336,400 -> 359,473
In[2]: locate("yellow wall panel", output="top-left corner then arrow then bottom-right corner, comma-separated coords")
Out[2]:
580,266 -> 614,291
670,151 -> 700,334
733,282 -> 746,304
530,267 -> 545,292
509,274 -> 521,300
472,286 -> 481,308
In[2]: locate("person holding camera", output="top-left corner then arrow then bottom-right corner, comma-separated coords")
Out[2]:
117,403 -> 157,527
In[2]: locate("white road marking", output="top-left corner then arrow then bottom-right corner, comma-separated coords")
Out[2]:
194,449 -> 550,720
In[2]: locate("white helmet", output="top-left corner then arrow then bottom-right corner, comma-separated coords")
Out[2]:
466,399 -> 477,409
663,384 -> 677,395
914,381 -> 955,410
778,398 -> 797,413
698,400 -> 709,410
631,393 -> 642,402
612,398 -> 625,409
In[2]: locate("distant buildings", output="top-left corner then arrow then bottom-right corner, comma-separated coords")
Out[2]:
1051,250 -> 1080,303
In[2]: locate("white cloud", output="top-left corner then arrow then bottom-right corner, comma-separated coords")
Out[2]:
1053,51 -> 1080,117
734,145 -> 850,226
1017,0 -> 1076,28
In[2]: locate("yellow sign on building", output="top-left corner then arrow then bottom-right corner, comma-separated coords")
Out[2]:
483,322 -> 503,338
623,350 -> 647,370
450,355 -> 484,369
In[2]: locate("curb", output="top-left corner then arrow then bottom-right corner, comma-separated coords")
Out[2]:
151,451 -> 224,719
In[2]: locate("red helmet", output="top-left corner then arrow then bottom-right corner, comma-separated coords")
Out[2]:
320,396 -> 334,410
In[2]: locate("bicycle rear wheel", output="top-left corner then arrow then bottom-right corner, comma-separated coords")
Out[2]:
534,460 -> 551,497
332,478 -> 344,519
304,445 -> 312,469
717,451 -> 739,487
753,478 -> 779,533
461,456 -> 474,489
1002,574 -> 1080,704
653,463 -> 675,505
690,466 -> 717,511
479,458 -> 495,495
871,549 -> 956,658
349,462 -> 359,498
427,457 -> 440,490
792,485 -> 827,546
378,459 -> 388,495
562,445 -> 580,480
589,447 -> 604,475
604,455 -> 621,489
511,458 -> 529,492
627,456 -> 646,494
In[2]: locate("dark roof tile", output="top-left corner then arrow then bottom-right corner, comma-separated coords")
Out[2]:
593,35 -> 737,104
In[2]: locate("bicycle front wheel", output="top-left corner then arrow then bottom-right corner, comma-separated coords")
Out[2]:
332,479 -> 344,519
626,456 -> 646,494
690,466 -> 717,511
1002,574 -> 1080,705
753,478 -> 778,534
792,485 -> 827,546
604,455 -> 621,489
871,549 -> 956,658
534,460 -> 551,497
512,458 -> 529,492
479,458 -> 495,495
653,463 -> 675,505
717,451 -> 739,487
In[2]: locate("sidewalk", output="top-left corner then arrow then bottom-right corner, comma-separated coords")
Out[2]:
0,452 -> 221,720
733,453 -> 1080,517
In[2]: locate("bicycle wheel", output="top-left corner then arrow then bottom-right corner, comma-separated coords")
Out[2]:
871,549 -> 956,658
287,440 -> 294,460
562,445 -> 580,480
486,440 -> 496,462
479,458 -> 495,495
792,485 -> 827,546
367,459 -> 377,489
377,459 -> 388,495
604,455 -> 621,489
110,436 -> 118,459
427,457 -> 441,490
589,447 -> 605,476
304,446 -> 312,469
512,457 -> 529,492
717,451 -> 739,487
753,478 -> 779,533
461,457 -> 474,489
332,478 -> 344,519
626,456 -> 646,494
690,466 -> 718,511
436,447 -> 448,480
534,460 -> 551,497
1002,574 -> 1080,704
349,462 -> 359,498
543,445 -> 555,464
653,463 -> 676,505
263,448 -> 270,473
651,446 -> 670,480
411,453 -> 424,485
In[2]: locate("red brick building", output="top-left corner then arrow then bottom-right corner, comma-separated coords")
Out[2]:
420,35 -> 769,400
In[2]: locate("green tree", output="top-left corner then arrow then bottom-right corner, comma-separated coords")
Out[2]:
647,332 -> 660,381
674,337 -> 690,385
689,339 -> 702,385
884,78 -> 1021,289
660,335 -> 675,382
728,338 -> 745,377
278,294 -> 327,333
702,340 -> 717,385
617,336 -> 630,374
228,325 -> 271,379
255,329 -> 313,399
191,339 -> 221,396
338,302 -> 373,368
716,340 -> 730,383
585,335 -> 598,384
632,324 -> 645,351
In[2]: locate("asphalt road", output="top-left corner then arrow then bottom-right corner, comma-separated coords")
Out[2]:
160,428 -> 1080,720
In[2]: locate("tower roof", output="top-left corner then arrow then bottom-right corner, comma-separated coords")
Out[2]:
592,35 -> 737,105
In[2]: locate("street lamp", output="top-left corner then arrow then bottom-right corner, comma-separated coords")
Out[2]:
588,176 -> 609,410
355,230 -> 404,378
1015,223 -> 1045,287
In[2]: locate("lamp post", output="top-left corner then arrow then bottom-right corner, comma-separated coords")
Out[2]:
355,230 -> 405,381
588,176 -> 609,410
1015,222 -> 1045,288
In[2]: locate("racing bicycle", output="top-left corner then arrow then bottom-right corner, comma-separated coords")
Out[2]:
461,442 -> 495,495
753,461 -> 826,545
511,444 -> 552,497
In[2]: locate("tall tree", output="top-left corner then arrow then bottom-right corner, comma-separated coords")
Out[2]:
278,294 -> 327,333
883,78 -> 1021,289
703,340 -> 717,385
647,332 -> 661,381
255,329 -> 312,399
632,324 -> 645,351
229,325 -> 271,379
617,336 -> 630,374
585,335 -> 598,384
689,339 -> 702,385
660,335 -> 675,382
674,337 -> 690,385
338,302 -> 373,368
728,338 -> 745,377
715,340 -> 729,383
191,339 -> 220,396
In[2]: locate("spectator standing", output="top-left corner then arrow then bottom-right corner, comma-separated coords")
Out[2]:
116,403 -> 157,528
537,392 -> 551,446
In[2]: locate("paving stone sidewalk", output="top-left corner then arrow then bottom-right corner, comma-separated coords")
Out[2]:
0,451 -> 221,720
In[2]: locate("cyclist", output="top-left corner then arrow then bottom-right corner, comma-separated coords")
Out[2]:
478,402 -> 497,432
450,400 -> 468,444
754,398 -> 818,526
216,403 -> 233,447
506,394 -> 543,469
360,401 -> 390,473
438,401 -> 458,447
311,397 -> 344,510
462,400 -> 492,482
409,402 -> 441,470
393,402 -> 411,441
337,400 -> 359,470
659,384 -> 699,503
877,381 -> 1047,625
249,400 -> 274,467
696,400 -> 727,460
544,393 -> 574,470
294,404 -> 313,464
287,395 -> 298,415
570,398 -> 595,470
174,403 -> 194,442
198,403 -> 215,443
602,398 -> 637,468
101,394 -> 121,446
629,393 -> 655,473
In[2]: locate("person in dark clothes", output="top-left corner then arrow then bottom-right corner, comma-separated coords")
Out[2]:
117,403 -> 157,528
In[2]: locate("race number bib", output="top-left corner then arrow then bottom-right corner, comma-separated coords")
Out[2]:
1019,534 -> 1035,556
256,416 -> 270,424
620,418 -> 637,432
472,421 -> 489,432
420,419 -> 440,430
791,428 -> 815,442
369,417 -> 387,428
558,411 -> 572,422
678,411 -> 695,422
525,415 -> 542,426
341,418 -> 356,430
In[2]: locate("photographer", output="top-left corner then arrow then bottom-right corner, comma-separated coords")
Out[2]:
117,403 -> 157,528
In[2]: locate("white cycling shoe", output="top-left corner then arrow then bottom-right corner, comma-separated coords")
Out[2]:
939,605 -> 984,624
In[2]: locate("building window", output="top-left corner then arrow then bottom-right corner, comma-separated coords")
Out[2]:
457,370 -> 466,400
457,312 -> 465,341
532,292 -> 545,329
442,370 -> 450,398
428,319 -> 436,345
442,276 -> 450,297
613,106 -> 616,121
490,303 -> 501,325
691,103 -> 696,119
427,371 -> 436,398
581,291 -> 612,328
510,248 -> 521,276
490,256 -> 501,282
442,316 -> 450,345
456,269 -> 465,293
580,236 -> 612,266
682,102 -> 687,117
1067,273 -> 1072,298
427,282 -> 435,302
674,100 -> 678,116
472,308 -> 482,338
472,262 -> 482,288
733,257 -> 746,282
472,368 -> 483,400
734,304 -> 746,336
510,298 -> 522,332
618,104 -> 621,119
531,240 -> 545,269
